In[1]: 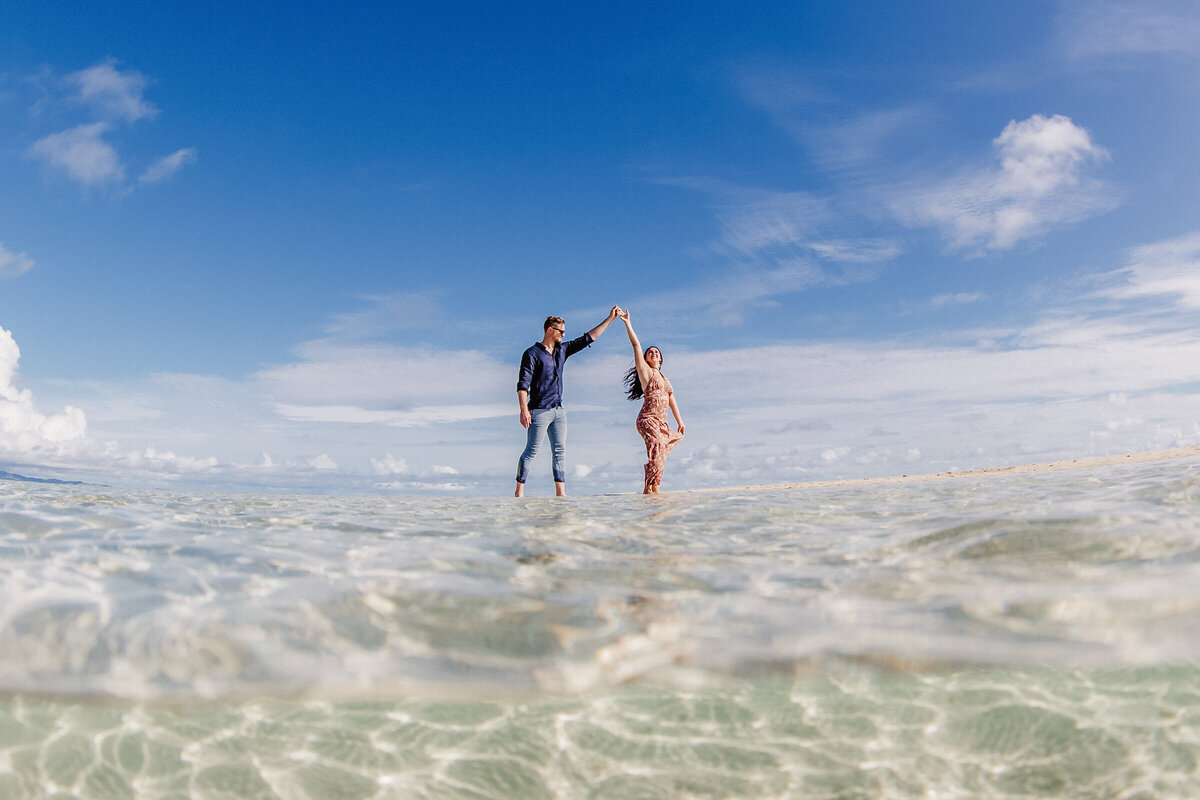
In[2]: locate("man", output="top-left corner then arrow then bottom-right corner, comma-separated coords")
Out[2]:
515,306 -> 620,497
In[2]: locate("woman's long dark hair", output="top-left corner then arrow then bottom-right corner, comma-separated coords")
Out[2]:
623,347 -> 662,401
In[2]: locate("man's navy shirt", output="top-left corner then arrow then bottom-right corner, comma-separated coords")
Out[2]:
517,333 -> 593,409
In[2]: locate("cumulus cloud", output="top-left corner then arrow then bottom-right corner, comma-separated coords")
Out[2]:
139,148 -> 197,184
309,454 -> 338,471
29,122 -> 124,186
371,453 -> 408,475
65,59 -> 157,122
0,327 -> 88,457
893,114 -> 1116,253
0,243 -> 34,279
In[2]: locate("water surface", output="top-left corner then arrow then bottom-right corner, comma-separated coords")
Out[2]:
2,459 -> 1199,797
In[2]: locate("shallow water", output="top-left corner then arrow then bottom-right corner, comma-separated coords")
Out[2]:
2,459 -> 1199,798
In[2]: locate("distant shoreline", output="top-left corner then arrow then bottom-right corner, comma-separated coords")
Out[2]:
680,445 -> 1200,494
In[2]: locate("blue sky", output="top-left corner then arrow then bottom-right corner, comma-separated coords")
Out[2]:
3,0 -> 1200,494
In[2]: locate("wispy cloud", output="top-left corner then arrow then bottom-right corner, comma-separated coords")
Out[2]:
322,292 -> 445,341
801,106 -> 932,173
1059,0 -> 1200,61
648,177 -> 896,324
1096,231 -> 1200,310
29,122 -> 124,186
274,403 -> 508,427
139,148 -> 197,184
658,177 -> 831,257
892,114 -> 1116,254
735,64 -> 931,173
0,243 -> 34,279
26,60 -> 193,193
808,240 -> 902,263
930,292 -> 984,308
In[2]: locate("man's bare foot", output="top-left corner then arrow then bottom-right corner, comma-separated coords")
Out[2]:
555,482 -> 566,497
515,482 -> 524,498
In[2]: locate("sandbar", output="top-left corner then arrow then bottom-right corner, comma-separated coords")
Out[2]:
682,445 -> 1200,494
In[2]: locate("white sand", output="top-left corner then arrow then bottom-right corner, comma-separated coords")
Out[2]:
683,445 -> 1200,494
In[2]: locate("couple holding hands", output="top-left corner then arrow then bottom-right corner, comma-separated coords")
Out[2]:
515,306 -> 684,497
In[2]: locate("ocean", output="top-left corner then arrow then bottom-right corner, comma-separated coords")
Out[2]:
2,457 -> 1199,799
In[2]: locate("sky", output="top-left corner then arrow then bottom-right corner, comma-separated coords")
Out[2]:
3,0 -> 1200,495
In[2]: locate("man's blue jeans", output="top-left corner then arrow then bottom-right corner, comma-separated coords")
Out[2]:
516,407 -> 567,483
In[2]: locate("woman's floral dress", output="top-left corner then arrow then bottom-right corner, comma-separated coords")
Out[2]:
636,370 -> 683,486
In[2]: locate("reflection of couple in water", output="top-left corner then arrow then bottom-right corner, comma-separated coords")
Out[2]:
515,307 -> 685,497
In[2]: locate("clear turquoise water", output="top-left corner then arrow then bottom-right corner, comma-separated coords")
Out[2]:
2,459 -> 1199,798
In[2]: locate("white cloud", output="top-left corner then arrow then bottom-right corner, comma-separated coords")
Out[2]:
808,240 -> 902,264
274,403 -> 508,426
1098,232 -> 1200,310
29,122 -> 124,186
309,454 -> 338,471
641,178 -> 892,325
1059,0 -> 1200,61
66,59 -> 157,122
893,114 -> 1116,253
801,106 -> 930,172
323,293 -> 444,340
0,243 -> 34,279
734,64 -> 928,172
371,453 -> 408,475
26,60 -> 193,193
657,176 -> 832,258
139,148 -> 197,184
0,327 -> 88,458
930,292 -> 984,307
255,340 -> 511,413
715,188 -> 830,256
821,447 -> 850,462
641,261 -> 828,327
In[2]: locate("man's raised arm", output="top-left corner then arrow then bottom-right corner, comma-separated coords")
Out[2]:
586,306 -> 622,340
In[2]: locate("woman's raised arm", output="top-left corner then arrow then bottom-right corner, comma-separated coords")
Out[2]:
619,310 -> 652,389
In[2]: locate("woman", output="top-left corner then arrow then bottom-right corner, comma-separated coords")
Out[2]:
618,309 -> 684,493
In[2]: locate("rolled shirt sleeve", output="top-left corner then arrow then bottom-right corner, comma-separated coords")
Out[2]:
516,333 -> 595,410
517,348 -> 536,394
564,332 -> 594,358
